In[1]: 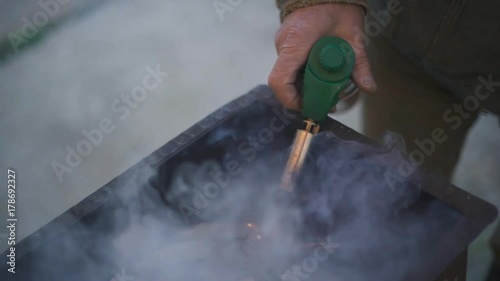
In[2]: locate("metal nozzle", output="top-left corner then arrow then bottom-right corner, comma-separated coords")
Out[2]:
281,119 -> 320,192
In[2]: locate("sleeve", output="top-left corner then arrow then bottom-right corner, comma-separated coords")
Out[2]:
275,0 -> 368,22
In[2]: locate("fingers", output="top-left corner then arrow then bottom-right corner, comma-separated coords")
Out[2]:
268,54 -> 301,111
349,38 -> 377,93
268,41 -> 310,111
269,2 -> 376,112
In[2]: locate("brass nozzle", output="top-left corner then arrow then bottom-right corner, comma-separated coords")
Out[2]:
281,119 -> 320,192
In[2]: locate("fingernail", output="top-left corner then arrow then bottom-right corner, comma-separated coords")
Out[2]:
362,77 -> 377,91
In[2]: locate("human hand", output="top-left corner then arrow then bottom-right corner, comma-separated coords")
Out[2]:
268,3 -> 376,111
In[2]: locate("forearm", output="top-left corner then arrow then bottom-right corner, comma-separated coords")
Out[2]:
275,0 -> 368,22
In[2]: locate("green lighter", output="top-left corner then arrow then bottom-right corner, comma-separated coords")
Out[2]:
281,36 -> 356,191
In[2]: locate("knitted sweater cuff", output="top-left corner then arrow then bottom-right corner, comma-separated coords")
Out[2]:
276,0 -> 368,22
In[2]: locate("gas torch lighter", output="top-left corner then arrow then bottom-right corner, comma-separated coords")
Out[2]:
281,36 -> 357,192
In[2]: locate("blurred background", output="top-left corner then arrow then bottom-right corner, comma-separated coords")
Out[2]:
0,0 -> 499,280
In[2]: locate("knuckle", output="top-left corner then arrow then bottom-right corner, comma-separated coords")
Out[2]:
275,27 -> 303,53
355,53 -> 369,67
356,55 -> 368,63
352,43 -> 367,56
283,99 -> 299,111
277,95 -> 293,108
268,72 -> 280,89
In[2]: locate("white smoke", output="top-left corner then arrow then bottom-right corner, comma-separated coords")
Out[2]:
19,116 -> 461,281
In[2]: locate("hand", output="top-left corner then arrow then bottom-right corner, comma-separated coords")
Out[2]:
268,3 -> 377,111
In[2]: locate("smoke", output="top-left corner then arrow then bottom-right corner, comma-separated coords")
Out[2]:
16,105 -> 462,281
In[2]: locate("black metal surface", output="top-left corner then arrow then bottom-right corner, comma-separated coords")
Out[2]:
0,85 -> 497,281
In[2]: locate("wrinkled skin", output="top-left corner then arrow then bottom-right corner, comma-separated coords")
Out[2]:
268,4 -> 377,111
